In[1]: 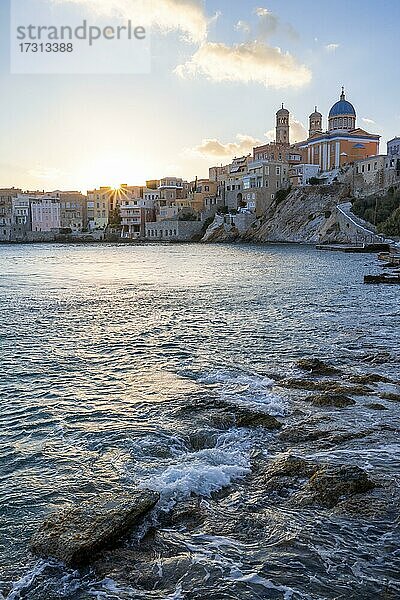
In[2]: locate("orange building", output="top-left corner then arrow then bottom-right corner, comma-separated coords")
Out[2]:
297,88 -> 380,170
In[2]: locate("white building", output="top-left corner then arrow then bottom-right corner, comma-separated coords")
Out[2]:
289,163 -> 320,186
29,195 -> 61,232
12,195 -> 31,227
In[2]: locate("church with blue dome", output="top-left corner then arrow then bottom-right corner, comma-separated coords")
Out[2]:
296,87 -> 380,170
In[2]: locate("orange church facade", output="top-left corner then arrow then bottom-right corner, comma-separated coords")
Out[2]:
296,88 -> 380,170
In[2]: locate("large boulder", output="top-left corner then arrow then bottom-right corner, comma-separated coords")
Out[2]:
30,490 -> 159,566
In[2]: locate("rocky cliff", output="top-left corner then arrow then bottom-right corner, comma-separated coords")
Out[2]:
202,184 -> 384,245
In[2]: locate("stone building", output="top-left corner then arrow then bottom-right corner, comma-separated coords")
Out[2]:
54,191 -> 87,232
120,198 -> 155,238
0,188 -> 21,242
145,219 -> 203,242
186,179 -> 218,213
87,187 -> 110,229
242,160 -> 290,215
385,137 -> 400,185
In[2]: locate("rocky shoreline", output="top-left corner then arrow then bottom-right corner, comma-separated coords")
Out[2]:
27,357 -> 400,598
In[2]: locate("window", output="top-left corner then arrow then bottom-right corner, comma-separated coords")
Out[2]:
271,193 -> 275,199
276,167 -> 281,175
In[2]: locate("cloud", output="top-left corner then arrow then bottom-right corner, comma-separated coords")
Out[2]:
189,134 -> 263,159
175,41 -> 311,88
266,117 -> 308,143
325,43 -> 340,52
290,117 -> 308,142
362,117 -> 376,125
235,20 -> 251,34
254,7 -> 279,37
28,166 -> 63,180
49,0 -> 209,43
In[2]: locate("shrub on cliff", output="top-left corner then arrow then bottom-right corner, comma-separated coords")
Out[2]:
274,187 -> 292,205
352,188 -> 400,234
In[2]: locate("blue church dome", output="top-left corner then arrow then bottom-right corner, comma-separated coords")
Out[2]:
329,88 -> 356,117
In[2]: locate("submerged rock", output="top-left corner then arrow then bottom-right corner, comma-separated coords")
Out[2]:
306,393 -> 356,408
279,378 -> 371,396
293,465 -> 375,508
295,358 -> 341,375
366,402 -> 388,410
380,392 -> 400,402
30,490 -> 159,566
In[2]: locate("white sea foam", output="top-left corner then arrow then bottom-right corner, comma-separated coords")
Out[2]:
229,567 -> 307,599
199,370 -> 286,415
5,560 -> 54,600
139,430 -> 251,509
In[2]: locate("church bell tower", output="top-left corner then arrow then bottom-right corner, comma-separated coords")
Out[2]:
275,104 -> 290,145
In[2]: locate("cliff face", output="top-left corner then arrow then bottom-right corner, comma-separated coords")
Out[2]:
244,184 -> 349,244
202,184 -> 382,244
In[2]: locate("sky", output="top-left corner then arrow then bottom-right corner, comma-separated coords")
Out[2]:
0,0 -> 399,193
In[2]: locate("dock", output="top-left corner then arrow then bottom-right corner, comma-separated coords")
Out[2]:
316,243 -> 390,253
364,273 -> 400,284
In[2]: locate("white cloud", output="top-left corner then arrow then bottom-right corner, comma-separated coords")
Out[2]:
175,41 -> 311,88
189,134 -> 263,159
325,43 -> 340,52
49,0 -> 209,43
290,117 -> 308,142
28,166 -> 63,180
254,7 -> 279,37
255,7 -> 270,17
362,117 -> 376,125
235,20 -> 251,34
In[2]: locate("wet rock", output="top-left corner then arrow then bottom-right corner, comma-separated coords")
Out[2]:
362,351 -> 392,364
293,465 -> 375,508
279,427 -> 331,443
295,358 -> 341,375
30,490 -> 160,566
207,406 -> 282,430
323,429 -> 373,445
345,373 -> 391,385
380,392 -> 400,402
306,393 -> 356,408
279,378 -> 371,396
264,454 -> 318,479
187,429 -> 218,451
162,498 -> 206,530
366,403 -> 388,410
233,407 -> 283,429
333,485 -> 399,519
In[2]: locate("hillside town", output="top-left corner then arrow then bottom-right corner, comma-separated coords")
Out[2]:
1,88 -> 400,244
